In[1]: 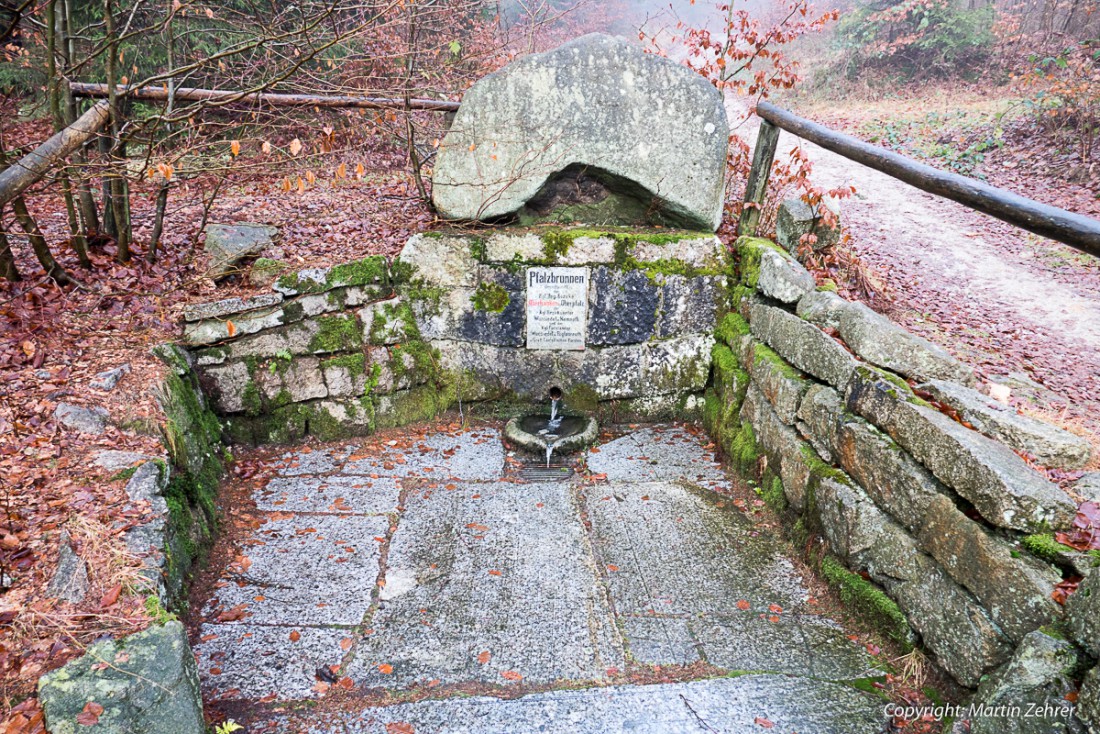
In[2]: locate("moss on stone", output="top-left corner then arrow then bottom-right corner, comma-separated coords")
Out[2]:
716,312 -> 751,348
328,256 -> 388,287
308,314 -> 363,353
541,230 -> 574,261
820,555 -> 913,651
389,258 -> 415,285
471,282 -> 511,313
753,342 -> 803,379
759,473 -> 788,513
322,352 -> 367,380
376,386 -> 441,429
390,340 -> 438,385
469,237 -> 488,263
703,389 -> 723,438
1021,533 -> 1077,564
818,279 -> 839,293
241,380 -> 263,417
735,236 -> 784,288
728,421 -> 760,475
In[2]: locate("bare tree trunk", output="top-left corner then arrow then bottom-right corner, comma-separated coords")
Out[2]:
148,0 -> 175,263
11,196 -> 72,285
404,5 -> 430,206
104,0 -> 131,262
0,215 -> 20,282
62,0 -> 100,238
46,0 -> 90,267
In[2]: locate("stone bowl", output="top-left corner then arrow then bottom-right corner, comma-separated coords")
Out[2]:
504,414 -> 599,456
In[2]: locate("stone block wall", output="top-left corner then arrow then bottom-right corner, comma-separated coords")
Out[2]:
706,237 -> 1099,721
177,228 -> 730,443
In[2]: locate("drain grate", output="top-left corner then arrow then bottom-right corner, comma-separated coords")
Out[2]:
518,463 -> 574,482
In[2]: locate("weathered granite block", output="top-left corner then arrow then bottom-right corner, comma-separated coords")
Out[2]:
918,494 -> 1061,643
740,385 -> 814,511
749,301 -> 859,390
431,34 -> 729,230
200,361 -> 254,414
846,365 -> 1076,532
837,301 -> 975,385
919,379 -> 1092,469
814,477 -> 1013,686
746,341 -> 813,426
655,274 -> 727,340
38,622 -> 204,734
969,629 -> 1081,734
835,418 -> 946,532
1066,568 -> 1100,658
256,356 -> 328,406
756,247 -> 815,304
360,297 -> 419,345
776,198 -> 841,253
320,353 -> 371,398
796,384 -> 847,463
182,294 -> 284,322
273,256 -> 388,296
588,268 -> 659,346
797,290 -> 852,331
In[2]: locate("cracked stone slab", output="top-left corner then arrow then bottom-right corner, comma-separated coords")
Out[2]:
346,481 -> 623,689
586,427 -> 727,485
342,428 -> 505,480
195,623 -> 351,701
271,674 -> 889,733
586,481 -> 808,617
203,514 -> 386,626
256,476 -> 400,515
274,446 -> 355,476
690,615 -> 879,681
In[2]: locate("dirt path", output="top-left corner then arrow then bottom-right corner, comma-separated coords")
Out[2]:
734,97 -> 1100,437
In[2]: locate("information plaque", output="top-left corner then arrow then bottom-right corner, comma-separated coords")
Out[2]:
525,267 -> 588,351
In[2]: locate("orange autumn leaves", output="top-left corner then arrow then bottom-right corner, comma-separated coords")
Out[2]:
736,599 -> 786,624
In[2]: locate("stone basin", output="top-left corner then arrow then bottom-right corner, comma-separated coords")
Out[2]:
504,414 -> 598,456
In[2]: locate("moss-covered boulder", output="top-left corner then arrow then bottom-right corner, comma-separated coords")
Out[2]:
38,622 -> 204,734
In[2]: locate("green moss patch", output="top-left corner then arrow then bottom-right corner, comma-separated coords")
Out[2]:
716,312 -> 751,348
471,282 -> 511,313
820,555 -> 913,650
735,236 -> 785,288
308,314 -> 363,353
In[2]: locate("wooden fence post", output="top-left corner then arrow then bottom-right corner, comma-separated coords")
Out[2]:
738,119 -> 780,238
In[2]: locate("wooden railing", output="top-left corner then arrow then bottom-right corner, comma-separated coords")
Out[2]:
739,100 -> 1100,259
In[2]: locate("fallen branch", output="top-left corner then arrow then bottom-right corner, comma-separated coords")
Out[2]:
0,101 -> 110,207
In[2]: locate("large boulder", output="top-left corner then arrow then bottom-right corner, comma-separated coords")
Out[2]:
38,622 -> 204,734
432,34 -> 729,231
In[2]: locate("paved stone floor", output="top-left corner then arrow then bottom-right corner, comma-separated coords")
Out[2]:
193,423 -> 891,733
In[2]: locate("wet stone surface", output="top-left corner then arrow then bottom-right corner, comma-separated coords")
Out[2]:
194,423 -> 888,733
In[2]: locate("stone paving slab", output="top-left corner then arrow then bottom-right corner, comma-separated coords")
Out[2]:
202,513 -> 386,626
195,623 -> 350,701
274,675 -> 889,733
587,481 -> 808,616
275,445 -> 354,476
347,480 -> 623,689
342,428 -> 505,480
589,480 -> 877,680
195,423 -> 889,732
256,475 -> 401,515
587,426 -> 727,484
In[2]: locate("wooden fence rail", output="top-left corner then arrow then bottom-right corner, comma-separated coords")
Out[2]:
740,100 -> 1100,259
69,83 -> 461,112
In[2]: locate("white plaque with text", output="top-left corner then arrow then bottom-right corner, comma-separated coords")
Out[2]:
525,267 -> 589,351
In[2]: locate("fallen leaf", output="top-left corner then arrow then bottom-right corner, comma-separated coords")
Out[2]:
477,650 -> 491,664
100,584 -> 122,608
378,663 -> 394,674
754,716 -> 775,728
386,723 -> 415,734
76,701 -> 103,726
289,630 -> 301,642
736,599 -> 751,611
500,670 -> 522,681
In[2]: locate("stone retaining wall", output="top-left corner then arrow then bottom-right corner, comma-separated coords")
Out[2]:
706,236 -> 1099,729
178,228 -> 730,442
